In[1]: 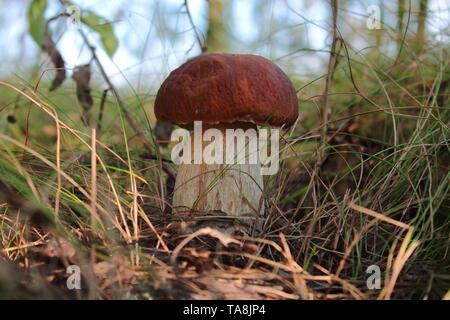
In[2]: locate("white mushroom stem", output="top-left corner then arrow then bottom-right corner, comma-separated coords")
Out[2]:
172,122 -> 264,229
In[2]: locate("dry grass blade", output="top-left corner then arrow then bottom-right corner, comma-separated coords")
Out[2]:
279,233 -> 311,299
378,228 -> 421,300
90,129 -> 100,226
348,201 -> 411,230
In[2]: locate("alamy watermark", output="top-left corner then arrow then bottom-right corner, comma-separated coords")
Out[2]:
66,5 -> 81,29
366,264 -> 381,290
366,5 -> 381,30
170,121 -> 281,175
66,265 -> 81,290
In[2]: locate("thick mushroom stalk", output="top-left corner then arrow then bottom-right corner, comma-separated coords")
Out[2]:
172,122 -> 264,229
154,53 -> 299,232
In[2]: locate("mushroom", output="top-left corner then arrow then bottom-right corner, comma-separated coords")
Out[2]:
155,53 -> 298,231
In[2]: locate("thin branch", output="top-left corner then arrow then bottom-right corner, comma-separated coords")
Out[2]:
76,22 -> 175,205
184,0 -> 206,52
317,0 -> 340,166
78,29 -> 154,154
97,88 -> 109,133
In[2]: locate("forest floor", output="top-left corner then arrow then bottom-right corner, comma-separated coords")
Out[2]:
0,36 -> 449,300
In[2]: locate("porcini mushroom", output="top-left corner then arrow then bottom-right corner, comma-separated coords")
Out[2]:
155,53 -> 298,231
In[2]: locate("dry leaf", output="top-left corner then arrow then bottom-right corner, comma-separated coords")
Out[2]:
72,64 -> 93,111
42,32 -> 66,91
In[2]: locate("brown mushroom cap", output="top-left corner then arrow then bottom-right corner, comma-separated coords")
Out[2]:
154,53 -> 298,127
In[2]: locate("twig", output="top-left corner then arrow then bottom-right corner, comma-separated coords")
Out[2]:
78,29 -> 154,154
317,0 -> 340,167
77,29 -> 176,181
184,0 -> 206,52
97,88 -> 109,133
